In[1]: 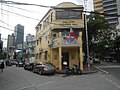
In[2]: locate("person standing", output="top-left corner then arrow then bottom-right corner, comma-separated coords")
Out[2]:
1,61 -> 5,72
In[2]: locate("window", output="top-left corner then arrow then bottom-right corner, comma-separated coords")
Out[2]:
45,51 -> 47,60
43,15 -> 51,29
36,40 -> 39,45
39,38 -> 41,44
39,53 -> 41,59
56,10 -> 82,19
51,12 -> 53,22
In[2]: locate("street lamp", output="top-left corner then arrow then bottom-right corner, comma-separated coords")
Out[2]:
84,0 -> 90,68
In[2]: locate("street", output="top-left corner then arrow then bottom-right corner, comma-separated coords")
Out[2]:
95,61 -> 120,81
0,65 -> 120,90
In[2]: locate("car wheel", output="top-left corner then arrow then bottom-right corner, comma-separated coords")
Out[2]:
39,70 -> 42,75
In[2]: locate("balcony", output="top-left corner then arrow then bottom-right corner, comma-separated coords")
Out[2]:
51,36 -> 81,49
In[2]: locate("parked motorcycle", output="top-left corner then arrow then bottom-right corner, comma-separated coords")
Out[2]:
65,66 -> 74,76
73,64 -> 82,75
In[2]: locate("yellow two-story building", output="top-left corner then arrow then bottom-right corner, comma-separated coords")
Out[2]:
35,2 -> 84,71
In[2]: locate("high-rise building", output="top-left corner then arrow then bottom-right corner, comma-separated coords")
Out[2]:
0,33 -> 1,40
26,34 -> 35,42
25,34 -> 35,62
116,0 -> 120,30
0,33 -> 3,51
94,0 -> 104,13
14,24 -> 24,49
7,33 -> 15,59
93,0 -> 120,25
7,33 -> 15,52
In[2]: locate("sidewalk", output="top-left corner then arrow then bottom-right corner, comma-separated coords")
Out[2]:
82,64 -> 98,74
56,64 -> 98,74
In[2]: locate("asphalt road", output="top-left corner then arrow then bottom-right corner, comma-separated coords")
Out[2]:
102,67 -> 120,80
0,65 -> 120,90
95,61 -> 120,81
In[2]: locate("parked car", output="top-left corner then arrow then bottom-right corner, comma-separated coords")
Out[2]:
11,60 -> 18,65
6,60 -> 12,66
32,62 -> 56,75
24,62 -> 34,71
103,57 -> 113,62
0,60 -> 3,69
93,58 -> 100,63
18,62 -> 23,67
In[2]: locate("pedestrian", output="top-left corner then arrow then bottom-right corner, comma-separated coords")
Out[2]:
90,57 -> 93,67
1,61 -> 5,72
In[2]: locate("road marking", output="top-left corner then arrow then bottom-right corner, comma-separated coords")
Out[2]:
17,81 -> 56,90
105,77 -> 120,89
99,66 -> 120,68
95,67 -> 109,74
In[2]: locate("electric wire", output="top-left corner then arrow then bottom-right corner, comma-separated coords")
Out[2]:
0,25 -> 28,36
0,0 -> 119,41
3,4 -> 44,14
0,0 -> 119,17
0,8 -> 40,21
0,0 -> 51,8
0,19 -> 13,27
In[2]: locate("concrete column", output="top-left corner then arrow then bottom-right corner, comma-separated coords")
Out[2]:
50,48 -> 53,63
59,47 -> 62,70
80,47 -> 83,71
79,31 -> 83,71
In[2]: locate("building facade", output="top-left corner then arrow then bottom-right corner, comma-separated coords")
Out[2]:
35,2 -> 84,71
94,0 -> 104,13
116,0 -> 120,30
93,0 -> 120,25
25,34 -> 35,62
14,24 -> 24,49
7,33 -> 15,51
7,33 -> 15,59
0,33 -> 3,52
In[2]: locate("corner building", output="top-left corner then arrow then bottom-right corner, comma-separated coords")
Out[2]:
35,2 -> 84,71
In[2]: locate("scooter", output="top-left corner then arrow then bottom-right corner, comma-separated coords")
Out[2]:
65,66 -> 74,76
63,61 -> 74,76
73,64 -> 82,75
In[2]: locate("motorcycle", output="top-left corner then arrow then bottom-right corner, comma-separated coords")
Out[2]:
73,64 -> 82,75
65,66 -> 74,76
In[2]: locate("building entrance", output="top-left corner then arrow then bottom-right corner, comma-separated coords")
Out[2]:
62,52 -> 69,69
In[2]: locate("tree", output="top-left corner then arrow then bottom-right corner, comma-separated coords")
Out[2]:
87,13 -> 114,58
87,13 -> 112,42
113,36 -> 120,62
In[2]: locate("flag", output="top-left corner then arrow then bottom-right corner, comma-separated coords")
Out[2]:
70,27 -> 79,39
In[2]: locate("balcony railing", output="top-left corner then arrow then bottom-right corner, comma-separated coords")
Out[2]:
52,37 -> 81,48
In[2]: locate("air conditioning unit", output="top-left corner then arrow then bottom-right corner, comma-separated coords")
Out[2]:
48,40 -> 52,46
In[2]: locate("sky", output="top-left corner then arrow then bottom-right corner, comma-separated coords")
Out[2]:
0,0 -> 93,47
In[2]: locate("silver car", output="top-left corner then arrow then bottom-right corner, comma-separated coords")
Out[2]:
33,62 -> 56,75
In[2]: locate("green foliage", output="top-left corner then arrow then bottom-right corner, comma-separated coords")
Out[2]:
13,52 -> 17,59
114,36 -> 120,49
87,13 -> 112,42
86,13 -> 115,56
0,51 -> 7,59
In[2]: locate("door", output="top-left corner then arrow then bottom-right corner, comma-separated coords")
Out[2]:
62,52 -> 69,69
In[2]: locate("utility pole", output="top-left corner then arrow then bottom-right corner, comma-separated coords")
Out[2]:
84,0 -> 90,69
